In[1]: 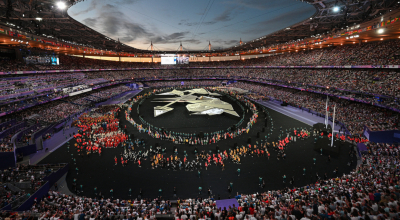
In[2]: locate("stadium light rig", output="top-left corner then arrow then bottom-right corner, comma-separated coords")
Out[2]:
333,6 -> 340,12
56,1 -> 67,10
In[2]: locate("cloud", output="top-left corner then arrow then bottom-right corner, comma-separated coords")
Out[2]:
213,9 -> 232,22
223,0 -> 272,10
82,18 -> 97,27
70,0 -> 98,16
177,7 -> 233,28
83,3 -> 152,43
178,21 -> 216,27
69,0 -> 315,50
224,40 -> 238,44
242,6 -> 315,35
102,16 -> 120,34
119,21 -> 152,42
167,32 -> 188,39
212,39 -> 239,45
184,39 -> 202,44
113,0 -> 141,4
150,32 -> 202,45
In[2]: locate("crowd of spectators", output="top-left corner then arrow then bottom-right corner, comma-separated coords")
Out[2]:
0,141 -> 395,220
146,80 -> 222,88
0,122 -> 27,152
0,91 -> 64,114
234,69 -> 400,99
0,164 -> 55,209
0,85 -> 132,152
0,121 -> 16,133
2,68 -> 398,139
52,38 -> 400,66
16,124 -> 44,148
0,70 -> 133,115
174,142 -> 400,220
0,139 -> 14,152
0,40 -> 399,217
0,184 -> 23,210
0,73 -> 87,97
259,39 -> 400,66
0,59 -> 31,72
25,191 -> 173,219
0,39 -> 398,72
89,86 -> 132,101
0,66 -> 398,142
85,68 -> 400,101
15,85 -> 131,124
228,82 -> 399,135
2,66 -> 399,117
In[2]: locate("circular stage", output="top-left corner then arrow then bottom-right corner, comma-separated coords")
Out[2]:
39,87 -> 357,200
137,94 -> 246,134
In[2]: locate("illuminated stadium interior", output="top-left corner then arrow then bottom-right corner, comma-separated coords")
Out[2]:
0,0 -> 400,219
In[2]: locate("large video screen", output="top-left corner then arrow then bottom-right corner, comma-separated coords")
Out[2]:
161,56 -> 176,65
24,55 -> 59,65
51,57 -> 59,65
160,54 -> 189,65
177,56 -> 189,64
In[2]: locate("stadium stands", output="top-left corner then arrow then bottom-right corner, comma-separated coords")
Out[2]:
1,35 -> 400,219
0,40 -> 399,72
0,164 -> 66,210
1,140 -> 397,219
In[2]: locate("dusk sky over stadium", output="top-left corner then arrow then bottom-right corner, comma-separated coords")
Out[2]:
68,0 -> 315,51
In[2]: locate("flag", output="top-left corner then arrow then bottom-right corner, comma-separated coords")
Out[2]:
367,26 -> 372,31
325,96 -> 329,127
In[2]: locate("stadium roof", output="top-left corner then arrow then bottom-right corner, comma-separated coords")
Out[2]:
0,0 -> 145,53
0,0 -> 399,54
233,0 -> 400,51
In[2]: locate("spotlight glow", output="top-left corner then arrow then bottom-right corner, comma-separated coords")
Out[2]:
56,1 -> 66,10
333,6 -> 340,12
377,29 -> 384,34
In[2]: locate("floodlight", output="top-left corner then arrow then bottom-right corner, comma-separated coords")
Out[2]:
333,6 -> 340,12
56,1 -> 67,10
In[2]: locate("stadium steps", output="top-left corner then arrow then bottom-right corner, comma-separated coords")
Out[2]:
57,99 -> 86,107
68,101 -> 83,106
17,156 -> 30,165
84,97 -> 95,102
89,94 -> 102,98
170,201 -> 178,214
27,118 -> 37,127
58,99 -> 70,103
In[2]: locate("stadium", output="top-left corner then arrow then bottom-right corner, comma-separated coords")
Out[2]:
0,0 -> 400,219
